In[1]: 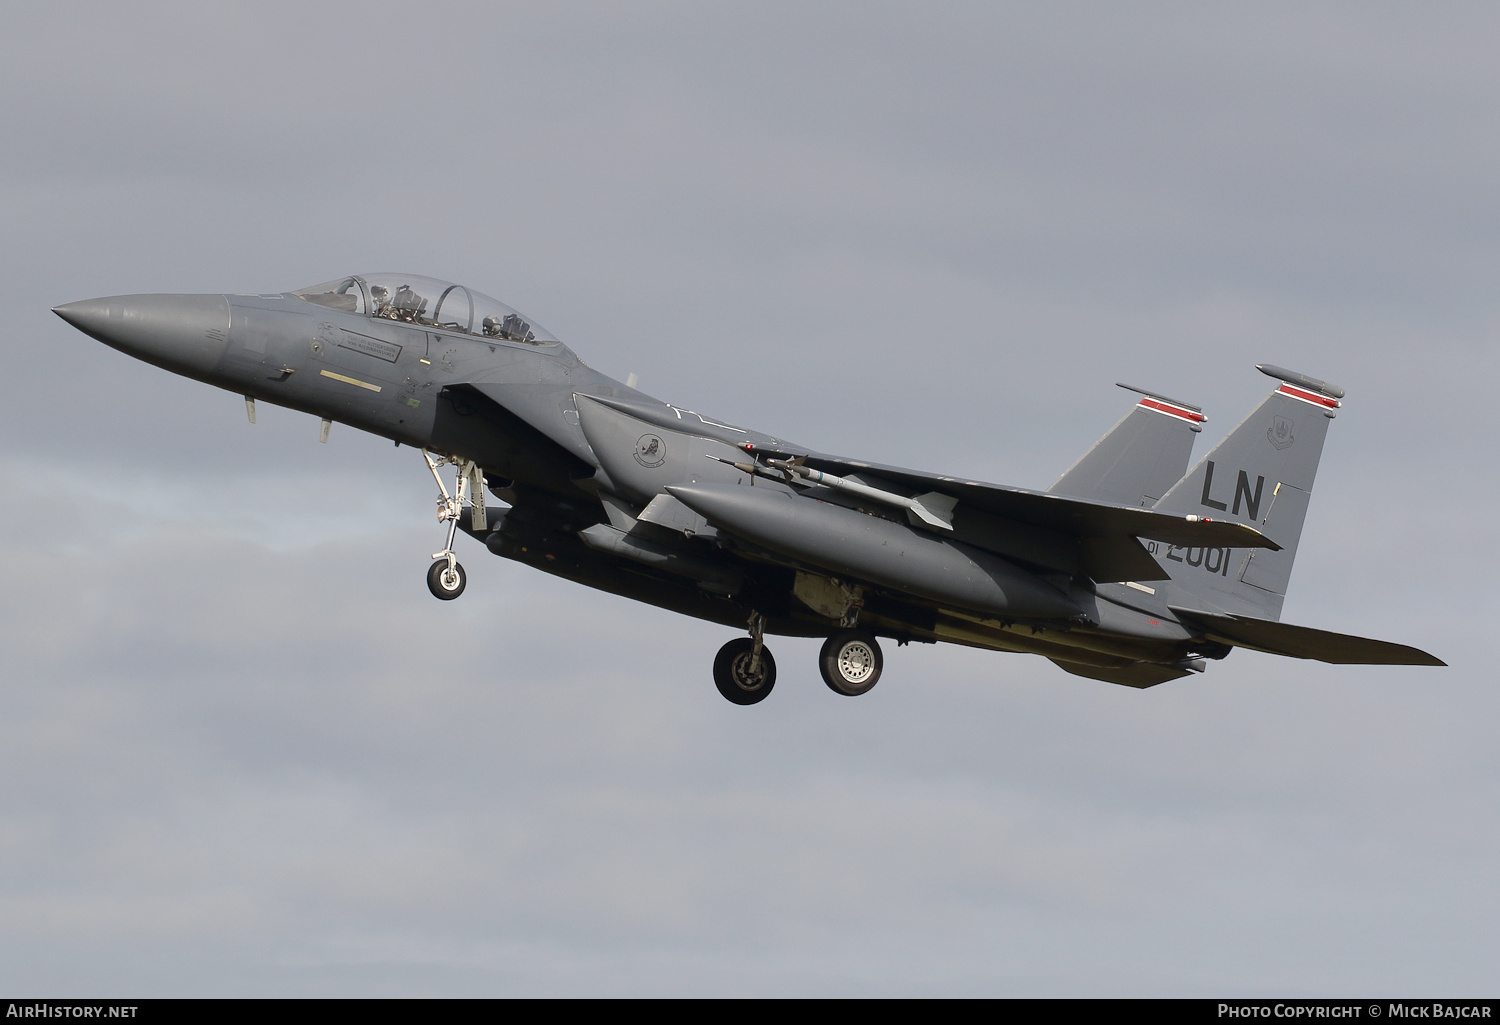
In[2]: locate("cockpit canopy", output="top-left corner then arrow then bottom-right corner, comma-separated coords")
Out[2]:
294,273 -> 558,345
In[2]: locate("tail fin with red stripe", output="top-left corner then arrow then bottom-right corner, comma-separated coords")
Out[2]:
1049,383 -> 1205,507
1150,366 -> 1344,621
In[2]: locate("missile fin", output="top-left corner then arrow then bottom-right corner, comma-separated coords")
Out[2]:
907,491 -> 958,531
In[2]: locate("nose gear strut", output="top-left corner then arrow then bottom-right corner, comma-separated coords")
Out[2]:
422,448 -> 485,600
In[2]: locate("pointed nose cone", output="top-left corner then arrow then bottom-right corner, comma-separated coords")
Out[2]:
54,293 -> 231,378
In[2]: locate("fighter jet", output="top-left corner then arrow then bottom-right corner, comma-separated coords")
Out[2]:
53,273 -> 1443,704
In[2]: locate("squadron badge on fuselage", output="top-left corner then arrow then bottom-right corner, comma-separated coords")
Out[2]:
634,433 -> 667,467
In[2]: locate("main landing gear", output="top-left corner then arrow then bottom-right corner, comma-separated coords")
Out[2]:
711,616 -> 884,705
819,630 -> 883,696
422,448 -> 484,601
714,612 -> 777,704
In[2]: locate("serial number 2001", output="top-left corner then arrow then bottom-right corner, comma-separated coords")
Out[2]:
1144,541 -> 1234,577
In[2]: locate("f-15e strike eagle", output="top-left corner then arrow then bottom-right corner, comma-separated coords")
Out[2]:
53,273 -> 1443,704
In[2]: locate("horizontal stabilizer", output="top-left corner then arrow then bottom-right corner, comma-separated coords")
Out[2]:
1169,607 -> 1445,666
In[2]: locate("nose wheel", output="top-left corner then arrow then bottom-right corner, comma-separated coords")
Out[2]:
421,448 -> 484,601
427,558 -> 467,600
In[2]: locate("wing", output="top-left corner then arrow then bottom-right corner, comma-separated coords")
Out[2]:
574,393 -> 1275,584
756,448 -> 1278,552
726,446 -> 1274,585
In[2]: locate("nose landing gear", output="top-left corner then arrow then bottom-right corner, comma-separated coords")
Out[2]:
427,558 -> 467,599
422,448 -> 485,601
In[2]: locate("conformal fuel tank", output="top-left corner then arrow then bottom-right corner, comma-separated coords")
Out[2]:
667,483 -> 1082,621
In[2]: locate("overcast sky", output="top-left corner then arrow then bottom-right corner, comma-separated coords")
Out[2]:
1,2 -> 1496,996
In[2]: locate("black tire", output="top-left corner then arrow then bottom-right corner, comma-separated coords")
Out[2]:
819,631 -> 882,696
713,637 -> 777,705
427,559 -> 466,600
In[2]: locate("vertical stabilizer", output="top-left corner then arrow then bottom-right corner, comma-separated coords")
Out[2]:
1151,366 -> 1344,620
1050,384 -> 1204,507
